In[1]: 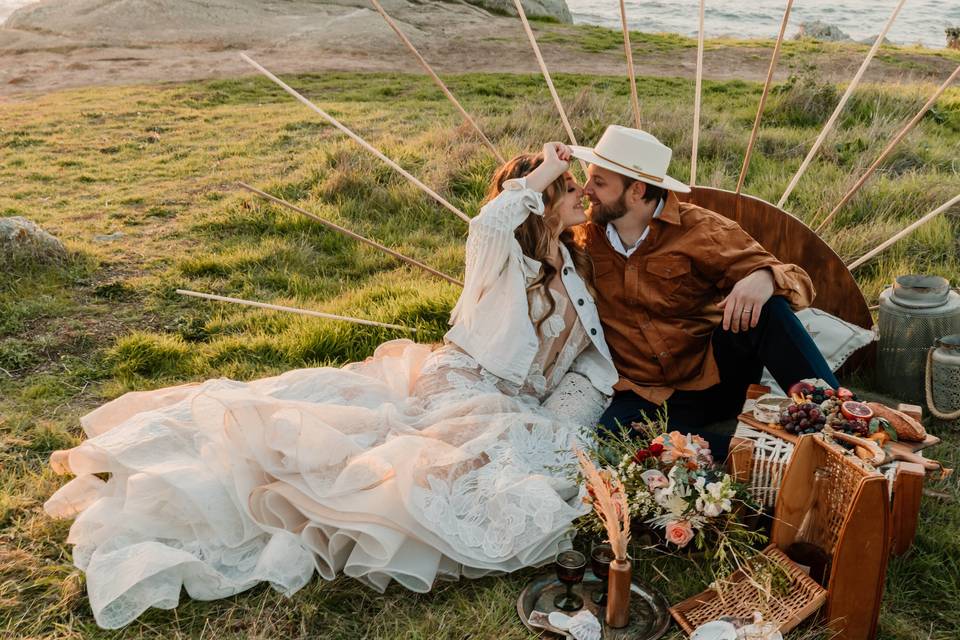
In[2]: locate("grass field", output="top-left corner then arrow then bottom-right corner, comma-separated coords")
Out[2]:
1,44 -> 959,639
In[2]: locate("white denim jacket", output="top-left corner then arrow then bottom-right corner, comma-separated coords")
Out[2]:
445,177 -> 618,395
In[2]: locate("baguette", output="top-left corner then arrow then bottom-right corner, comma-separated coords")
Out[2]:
866,402 -> 927,442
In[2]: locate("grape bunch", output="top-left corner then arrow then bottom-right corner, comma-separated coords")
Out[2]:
779,402 -> 827,435
844,420 -> 870,436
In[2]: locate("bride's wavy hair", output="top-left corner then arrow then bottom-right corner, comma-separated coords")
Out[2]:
484,153 -> 595,330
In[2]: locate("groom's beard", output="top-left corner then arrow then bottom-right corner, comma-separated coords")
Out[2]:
588,193 -> 629,226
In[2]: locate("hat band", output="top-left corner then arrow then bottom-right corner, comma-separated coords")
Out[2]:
593,150 -> 664,184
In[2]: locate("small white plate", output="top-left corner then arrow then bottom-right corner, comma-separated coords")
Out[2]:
691,620 -> 738,640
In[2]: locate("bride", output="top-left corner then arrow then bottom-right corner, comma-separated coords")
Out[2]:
44,142 -> 618,628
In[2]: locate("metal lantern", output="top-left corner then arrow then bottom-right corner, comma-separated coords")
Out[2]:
877,275 -> 960,403
926,334 -> 960,428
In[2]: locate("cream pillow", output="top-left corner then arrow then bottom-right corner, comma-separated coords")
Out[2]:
760,307 -> 876,395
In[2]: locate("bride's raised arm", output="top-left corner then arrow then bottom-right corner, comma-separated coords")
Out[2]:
452,143 -> 571,322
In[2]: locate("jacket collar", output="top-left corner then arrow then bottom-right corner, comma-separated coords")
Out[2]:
657,191 -> 682,226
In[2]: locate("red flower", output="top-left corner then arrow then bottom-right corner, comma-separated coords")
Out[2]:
633,448 -> 650,464
648,443 -> 665,456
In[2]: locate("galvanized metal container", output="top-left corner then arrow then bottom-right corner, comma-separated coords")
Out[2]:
927,334 -> 960,428
877,275 -> 960,403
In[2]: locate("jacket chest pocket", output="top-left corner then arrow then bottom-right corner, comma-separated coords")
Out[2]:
638,255 -> 695,311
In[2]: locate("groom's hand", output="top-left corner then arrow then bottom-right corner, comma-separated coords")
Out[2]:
718,268 -> 775,333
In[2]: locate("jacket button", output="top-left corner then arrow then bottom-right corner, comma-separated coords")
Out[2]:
563,268 -> 570,276
590,328 -> 597,336
577,298 -> 584,306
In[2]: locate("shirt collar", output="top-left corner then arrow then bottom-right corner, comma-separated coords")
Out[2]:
605,197 -> 666,258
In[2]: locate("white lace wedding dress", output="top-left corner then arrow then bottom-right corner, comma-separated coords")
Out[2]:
45,286 -> 608,629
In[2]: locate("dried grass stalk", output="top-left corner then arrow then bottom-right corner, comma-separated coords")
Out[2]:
575,448 -> 630,561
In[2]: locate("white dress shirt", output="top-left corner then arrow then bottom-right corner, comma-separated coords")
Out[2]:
605,198 -> 664,258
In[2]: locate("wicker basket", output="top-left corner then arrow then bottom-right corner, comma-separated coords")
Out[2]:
669,545 -> 827,635
729,411 -> 926,559
772,436 -> 890,640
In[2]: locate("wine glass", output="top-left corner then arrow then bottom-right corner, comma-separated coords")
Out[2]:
590,543 -> 614,605
554,550 -> 587,611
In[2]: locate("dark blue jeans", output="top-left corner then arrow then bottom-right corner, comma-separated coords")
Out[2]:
597,297 -> 838,461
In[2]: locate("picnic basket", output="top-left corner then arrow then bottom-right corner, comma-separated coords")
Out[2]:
728,384 -> 933,558
771,435 -> 890,640
676,435 -> 889,638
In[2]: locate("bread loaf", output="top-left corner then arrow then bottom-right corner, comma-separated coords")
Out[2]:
866,402 -> 927,442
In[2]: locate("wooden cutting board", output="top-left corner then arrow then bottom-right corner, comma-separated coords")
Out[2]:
737,412 -> 940,455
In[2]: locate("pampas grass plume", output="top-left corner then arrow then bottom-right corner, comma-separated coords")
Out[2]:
575,447 -> 630,561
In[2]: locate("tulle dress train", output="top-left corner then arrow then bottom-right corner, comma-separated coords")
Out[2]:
46,292 -> 607,628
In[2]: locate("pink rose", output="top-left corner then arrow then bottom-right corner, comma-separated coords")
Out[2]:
665,520 -> 695,548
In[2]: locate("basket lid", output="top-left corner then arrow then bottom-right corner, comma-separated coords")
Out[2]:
889,275 -> 951,309
936,334 -> 960,351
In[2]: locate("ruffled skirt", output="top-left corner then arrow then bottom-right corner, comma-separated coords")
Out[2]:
45,339 -> 604,628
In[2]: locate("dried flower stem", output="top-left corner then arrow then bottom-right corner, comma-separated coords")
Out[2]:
575,448 -> 631,561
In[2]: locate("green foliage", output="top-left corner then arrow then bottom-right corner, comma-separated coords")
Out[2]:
769,70 -> 839,128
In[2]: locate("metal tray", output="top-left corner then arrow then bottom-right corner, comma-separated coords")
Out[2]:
517,568 -> 671,639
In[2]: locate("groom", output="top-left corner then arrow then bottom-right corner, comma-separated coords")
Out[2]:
570,125 -> 838,460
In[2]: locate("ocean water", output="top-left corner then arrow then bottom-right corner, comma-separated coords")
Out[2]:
2,0 -> 958,49
567,0 -> 960,49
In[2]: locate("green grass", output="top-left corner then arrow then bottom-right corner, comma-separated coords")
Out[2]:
1,62 -> 959,638
535,24 -> 960,63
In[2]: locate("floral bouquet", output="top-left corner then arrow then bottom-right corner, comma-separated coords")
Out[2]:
577,422 -> 762,555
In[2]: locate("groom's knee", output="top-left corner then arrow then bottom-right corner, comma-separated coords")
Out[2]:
757,295 -> 791,324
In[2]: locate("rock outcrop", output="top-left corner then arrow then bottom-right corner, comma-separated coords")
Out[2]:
467,0 -> 571,23
794,21 -> 852,43
0,217 -> 67,266
3,0 -> 572,48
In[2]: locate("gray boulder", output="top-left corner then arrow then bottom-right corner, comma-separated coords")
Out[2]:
467,0 -> 572,24
0,217 -> 67,265
794,21 -> 852,42
859,34 -> 892,46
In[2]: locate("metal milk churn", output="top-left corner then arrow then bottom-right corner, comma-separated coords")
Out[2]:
877,275 -> 960,403
926,334 -> 960,428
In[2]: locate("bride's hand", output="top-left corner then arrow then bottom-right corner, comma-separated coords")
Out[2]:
522,142 -> 573,194
543,141 -> 572,168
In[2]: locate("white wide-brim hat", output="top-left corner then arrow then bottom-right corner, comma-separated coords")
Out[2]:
571,125 -> 691,193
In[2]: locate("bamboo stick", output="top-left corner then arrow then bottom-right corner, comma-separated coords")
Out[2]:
816,64 -> 960,233
847,193 -> 960,270
238,182 -> 463,287
777,0 -> 907,208
736,0 -> 794,196
690,0 -> 706,187
176,289 -> 418,333
369,0 -> 504,164
511,0 -> 589,175
618,0 -> 642,129
239,53 -> 471,224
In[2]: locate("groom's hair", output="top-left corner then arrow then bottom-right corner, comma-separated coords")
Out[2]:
620,175 -> 667,204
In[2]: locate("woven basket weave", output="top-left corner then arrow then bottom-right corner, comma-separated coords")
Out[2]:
669,545 -> 827,635
772,436 -> 890,639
